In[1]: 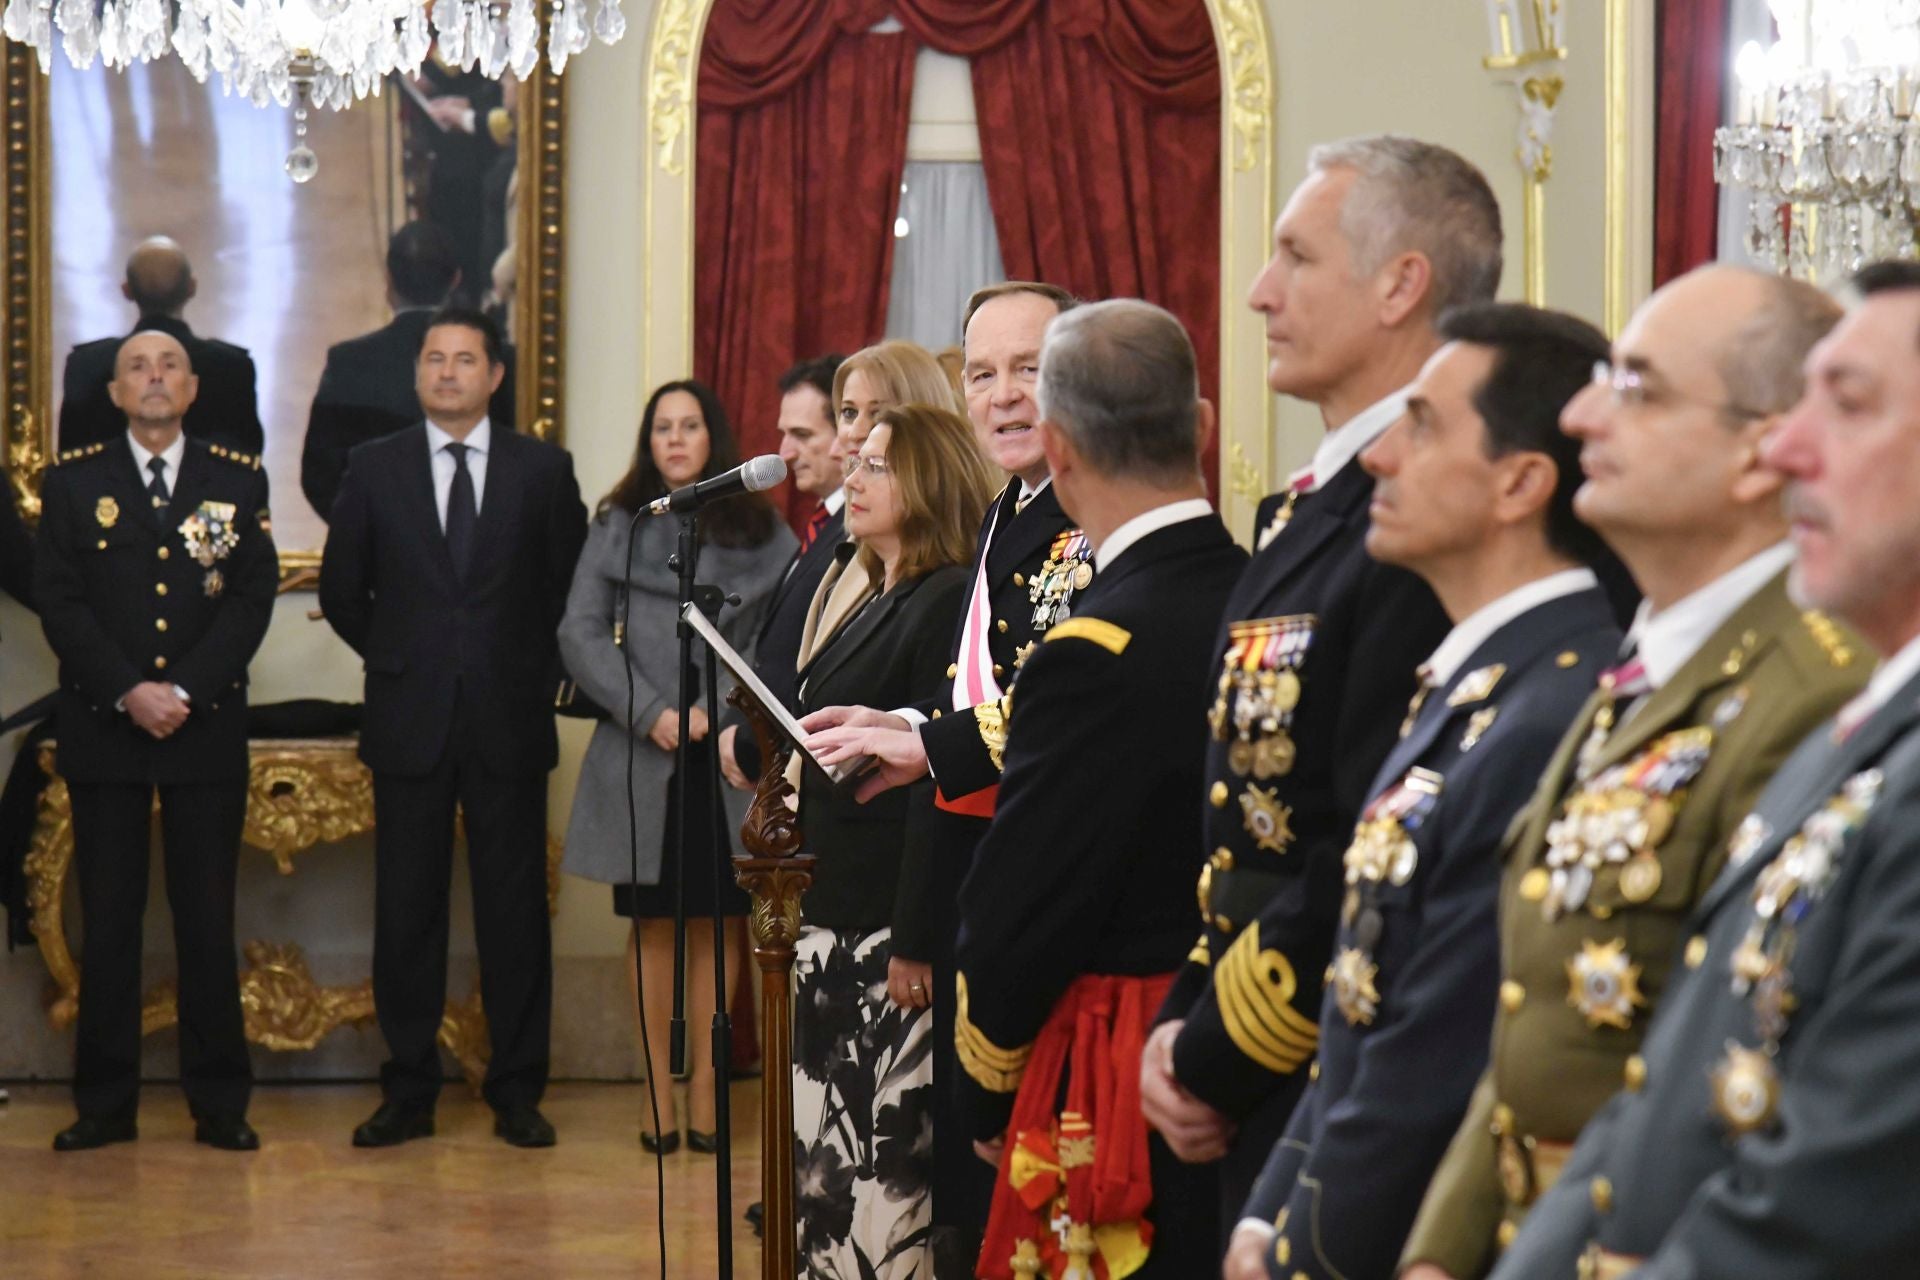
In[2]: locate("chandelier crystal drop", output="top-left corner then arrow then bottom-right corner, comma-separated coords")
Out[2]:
1714,1 -> 1920,280
0,0 -> 623,111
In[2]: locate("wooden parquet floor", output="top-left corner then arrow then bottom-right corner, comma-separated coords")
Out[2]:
0,1082 -> 764,1279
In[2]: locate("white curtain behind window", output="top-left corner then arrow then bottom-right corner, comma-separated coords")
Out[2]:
885,160 -> 1006,350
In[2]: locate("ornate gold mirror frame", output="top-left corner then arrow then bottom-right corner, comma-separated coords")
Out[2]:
640,0 -> 1278,542
0,45 -> 566,585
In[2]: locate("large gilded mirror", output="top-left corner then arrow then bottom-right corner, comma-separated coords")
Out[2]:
0,41 -> 564,583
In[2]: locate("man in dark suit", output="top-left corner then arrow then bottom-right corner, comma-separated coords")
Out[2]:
301,221 -> 517,522
1140,136 -> 1499,1233
801,282 -> 1095,1265
58,237 -> 264,455
718,353 -> 846,787
36,329 -> 277,1152
945,300 -> 1245,1277
1220,304 -> 1622,1280
1492,262 -> 1920,1280
319,306 -> 585,1149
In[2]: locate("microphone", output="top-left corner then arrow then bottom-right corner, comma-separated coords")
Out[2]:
645,455 -> 787,516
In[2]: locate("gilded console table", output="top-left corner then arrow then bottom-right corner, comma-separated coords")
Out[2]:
23,738 -> 562,1086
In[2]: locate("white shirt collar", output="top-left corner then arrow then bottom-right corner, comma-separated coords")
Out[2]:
1422,568 -> 1601,687
1624,542 -> 1796,690
821,486 -> 846,516
1095,498 -> 1214,569
1848,628 -> 1920,723
1017,474 -> 1054,506
426,416 -> 491,455
126,428 -> 186,479
1292,388 -> 1410,492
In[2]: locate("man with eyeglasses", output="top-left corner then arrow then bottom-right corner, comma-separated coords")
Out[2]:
1400,264 -> 1868,1280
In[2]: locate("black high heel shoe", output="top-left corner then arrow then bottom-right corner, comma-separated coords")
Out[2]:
686,1128 -> 719,1154
640,1128 -> 681,1155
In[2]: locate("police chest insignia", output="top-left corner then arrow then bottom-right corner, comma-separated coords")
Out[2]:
95,496 -> 119,528
1447,663 -> 1506,707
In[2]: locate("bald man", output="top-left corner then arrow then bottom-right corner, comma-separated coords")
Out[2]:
36,329 -> 277,1152
58,237 -> 265,455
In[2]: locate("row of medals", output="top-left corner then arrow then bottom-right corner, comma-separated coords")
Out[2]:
1028,534 -> 1093,633
1713,768 -> 1882,1136
1211,667 -> 1303,779
1331,771 -> 1440,1026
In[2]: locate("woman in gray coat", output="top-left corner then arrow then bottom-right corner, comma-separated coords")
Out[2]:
558,379 -> 795,1152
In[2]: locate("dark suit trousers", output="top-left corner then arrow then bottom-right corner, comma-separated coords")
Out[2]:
69,779 -> 251,1122
371,726 -> 551,1111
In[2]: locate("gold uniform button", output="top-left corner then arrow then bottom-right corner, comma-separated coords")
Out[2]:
154,656 -> 168,670
1274,1235 -> 1290,1265
1500,980 -> 1526,1012
1590,1175 -> 1613,1214
1308,1060 -> 1319,1082
1685,935 -> 1709,969
1555,651 -> 1579,668
992,664 -> 1005,678
1519,867 -> 1550,901
155,618 -> 168,632
931,709 -> 942,720
1210,847 -> 1234,871
155,583 -> 167,596
1013,572 -> 1025,587
1210,781 -> 1230,809
996,619 -> 1009,634
1215,914 -> 1233,934
1491,1102 -> 1515,1134
946,663 -> 958,679
96,539 -> 107,550
1497,1219 -> 1518,1248
1624,1055 -> 1647,1091
157,546 -> 169,560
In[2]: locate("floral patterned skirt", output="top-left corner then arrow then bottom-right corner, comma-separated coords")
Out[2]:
793,925 -> 933,1279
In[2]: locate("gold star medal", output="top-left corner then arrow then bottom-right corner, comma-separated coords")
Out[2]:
1565,937 -> 1647,1030
1711,1042 -> 1781,1136
1238,785 -> 1295,854
1331,947 -> 1381,1026
95,496 -> 119,528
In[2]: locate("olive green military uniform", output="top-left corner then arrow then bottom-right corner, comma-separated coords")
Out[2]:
1400,570 -> 1865,1278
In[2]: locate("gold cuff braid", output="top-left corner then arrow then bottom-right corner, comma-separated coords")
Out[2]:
975,698 -> 1010,772
955,971 -> 1031,1093
1213,923 -> 1318,1074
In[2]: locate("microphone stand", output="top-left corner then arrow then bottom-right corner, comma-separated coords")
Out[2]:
668,512 -> 739,1277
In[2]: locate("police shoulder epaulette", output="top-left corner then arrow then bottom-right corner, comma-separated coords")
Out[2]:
208,443 -> 262,470
1800,610 -> 1856,668
55,442 -> 106,465
1044,616 -> 1131,655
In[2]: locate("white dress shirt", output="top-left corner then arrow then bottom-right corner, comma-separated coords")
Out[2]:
127,429 -> 187,506
1290,387 -> 1411,492
1095,498 -> 1215,570
1623,542 -> 1796,691
822,485 -> 846,517
1421,568 -> 1601,688
425,417 -> 491,529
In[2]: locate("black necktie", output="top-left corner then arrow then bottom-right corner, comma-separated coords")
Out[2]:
444,441 -> 476,579
146,455 -> 170,522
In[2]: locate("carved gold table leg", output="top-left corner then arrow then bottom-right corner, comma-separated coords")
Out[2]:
727,689 -> 810,1280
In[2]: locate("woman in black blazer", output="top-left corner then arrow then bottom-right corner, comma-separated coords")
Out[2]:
790,404 -> 998,1277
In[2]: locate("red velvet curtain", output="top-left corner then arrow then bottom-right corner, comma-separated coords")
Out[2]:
695,0 -> 1222,498
1654,0 -> 1730,286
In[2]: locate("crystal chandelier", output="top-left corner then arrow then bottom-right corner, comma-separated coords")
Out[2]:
1,0 -> 625,178
1713,1 -> 1920,281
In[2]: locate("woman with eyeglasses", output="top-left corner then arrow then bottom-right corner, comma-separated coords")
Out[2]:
790,403 -> 998,1278
556,379 -> 795,1155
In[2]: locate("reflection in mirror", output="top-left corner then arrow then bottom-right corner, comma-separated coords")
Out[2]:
49,56 -> 522,557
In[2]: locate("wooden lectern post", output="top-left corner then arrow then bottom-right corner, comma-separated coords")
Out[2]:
727,687 -> 812,1280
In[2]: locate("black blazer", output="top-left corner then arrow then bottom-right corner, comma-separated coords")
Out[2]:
796,563 -> 969,934
59,315 -> 265,455
1162,463 -> 1453,1119
1242,587 -> 1621,1280
300,310 -> 518,521
728,503 -> 845,779
34,439 -> 277,783
953,514 -> 1248,1139
319,423 -> 586,778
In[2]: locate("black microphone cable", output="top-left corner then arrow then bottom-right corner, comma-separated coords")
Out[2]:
618,499 -> 670,1279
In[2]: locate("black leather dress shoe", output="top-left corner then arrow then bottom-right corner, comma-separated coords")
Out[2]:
52,1115 -> 137,1152
686,1128 -> 719,1154
493,1103 -> 556,1148
639,1128 -> 680,1155
194,1116 -> 260,1151
351,1102 -> 435,1148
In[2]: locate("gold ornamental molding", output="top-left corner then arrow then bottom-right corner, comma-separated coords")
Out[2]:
642,0 -> 1278,542
26,738 -> 564,1087
0,54 -> 569,586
